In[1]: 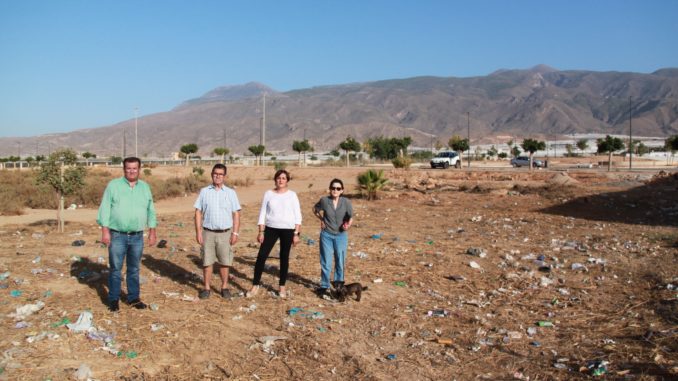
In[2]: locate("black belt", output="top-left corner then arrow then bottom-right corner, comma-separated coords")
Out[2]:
203,227 -> 230,233
110,229 -> 143,236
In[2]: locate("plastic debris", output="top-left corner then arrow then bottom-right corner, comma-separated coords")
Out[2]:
74,363 -> 92,381
585,360 -> 609,376
427,309 -> 449,317
536,321 -> 554,327
67,311 -> 93,332
8,301 -> 45,320
71,240 -> 86,247
371,233 -> 383,239
156,240 -> 168,248
394,281 -> 407,287
10,290 -> 22,297
469,261 -> 482,270
386,354 -> 397,360
307,239 -> 316,246
466,247 -> 487,258
373,278 -> 383,283
51,317 -> 71,328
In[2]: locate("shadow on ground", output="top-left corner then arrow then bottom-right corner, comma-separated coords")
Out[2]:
540,171 -> 678,227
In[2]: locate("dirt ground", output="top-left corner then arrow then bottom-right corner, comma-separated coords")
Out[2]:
0,165 -> 676,380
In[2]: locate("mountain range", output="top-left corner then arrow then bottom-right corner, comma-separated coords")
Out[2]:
2,65 -> 677,158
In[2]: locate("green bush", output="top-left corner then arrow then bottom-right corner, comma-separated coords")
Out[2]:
391,156 -> 413,168
143,168 -> 152,176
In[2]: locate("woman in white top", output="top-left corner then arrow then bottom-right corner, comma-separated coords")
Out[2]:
247,169 -> 302,298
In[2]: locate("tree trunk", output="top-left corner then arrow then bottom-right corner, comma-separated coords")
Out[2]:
345,150 -> 350,167
608,151 -> 612,172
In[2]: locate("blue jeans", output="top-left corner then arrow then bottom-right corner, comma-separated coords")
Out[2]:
108,231 -> 144,303
319,230 -> 348,289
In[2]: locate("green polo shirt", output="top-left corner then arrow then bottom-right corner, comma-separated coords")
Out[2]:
97,177 -> 157,232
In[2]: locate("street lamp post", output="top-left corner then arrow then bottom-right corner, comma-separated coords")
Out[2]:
628,96 -> 632,169
467,112 -> 470,168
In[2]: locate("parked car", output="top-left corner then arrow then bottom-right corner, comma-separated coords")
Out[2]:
510,156 -> 544,168
430,151 -> 461,169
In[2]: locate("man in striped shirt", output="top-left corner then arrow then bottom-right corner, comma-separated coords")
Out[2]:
194,164 -> 241,300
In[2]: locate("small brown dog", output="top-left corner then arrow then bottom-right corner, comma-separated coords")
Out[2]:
336,283 -> 368,302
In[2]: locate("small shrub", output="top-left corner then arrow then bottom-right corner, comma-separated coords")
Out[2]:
229,177 -> 253,188
274,161 -> 287,171
143,168 -> 152,176
192,167 -> 204,176
391,156 -> 412,168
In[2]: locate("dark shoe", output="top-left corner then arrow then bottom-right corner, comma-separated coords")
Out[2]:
221,289 -> 232,299
129,299 -> 147,309
108,300 -> 120,312
316,287 -> 328,297
199,290 -> 211,299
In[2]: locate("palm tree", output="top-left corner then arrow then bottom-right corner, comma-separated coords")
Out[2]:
357,169 -> 388,201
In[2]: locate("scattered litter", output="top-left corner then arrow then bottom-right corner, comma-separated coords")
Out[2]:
352,251 -> 368,259
32,256 -> 41,263
52,317 -> 71,328
571,263 -> 588,271
471,216 -> 482,222
373,278 -> 383,283
307,239 -> 316,245
536,321 -> 554,327
74,363 -> 92,381
156,240 -> 168,248
466,247 -> 487,258
66,311 -> 93,332
469,261 -> 482,270
371,233 -> 383,239
10,290 -> 22,297
0,271 -> 10,281
14,321 -> 29,329
150,323 -> 164,332
386,354 -> 397,360
584,360 -> 609,376
427,309 -> 449,317
8,301 -> 45,320
445,275 -> 465,281
71,240 -> 86,247
394,281 -> 407,287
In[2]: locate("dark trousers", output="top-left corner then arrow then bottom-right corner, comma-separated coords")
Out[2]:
252,227 -> 294,286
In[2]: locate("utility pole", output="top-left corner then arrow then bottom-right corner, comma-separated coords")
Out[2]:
122,129 -> 127,159
134,107 -> 139,158
467,112 -> 470,168
629,96 -> 633,169
260,93 -> 266,147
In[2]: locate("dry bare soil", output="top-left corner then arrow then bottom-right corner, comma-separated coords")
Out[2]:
0,166 -> 676,380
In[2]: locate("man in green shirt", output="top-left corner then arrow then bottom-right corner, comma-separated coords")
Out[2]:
97,157 -> 157,312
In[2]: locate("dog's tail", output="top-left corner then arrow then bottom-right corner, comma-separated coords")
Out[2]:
362,286 -> 368,291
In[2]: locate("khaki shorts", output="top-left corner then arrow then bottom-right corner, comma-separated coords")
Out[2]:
201,229 -> 233,267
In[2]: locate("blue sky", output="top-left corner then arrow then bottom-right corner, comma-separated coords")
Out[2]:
1,0 -> 677,137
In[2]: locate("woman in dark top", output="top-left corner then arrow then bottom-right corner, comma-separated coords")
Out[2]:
312,178 -> 353,296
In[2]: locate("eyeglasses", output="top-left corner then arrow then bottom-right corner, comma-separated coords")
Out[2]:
330,187 -> 343,191
212,173 -> 225,177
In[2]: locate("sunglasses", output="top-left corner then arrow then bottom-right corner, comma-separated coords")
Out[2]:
330,186 -> 343,191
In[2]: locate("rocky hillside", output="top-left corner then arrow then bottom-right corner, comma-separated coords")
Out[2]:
2,66 -> 677,157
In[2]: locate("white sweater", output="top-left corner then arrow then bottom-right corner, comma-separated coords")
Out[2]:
257,189 -> 302,229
